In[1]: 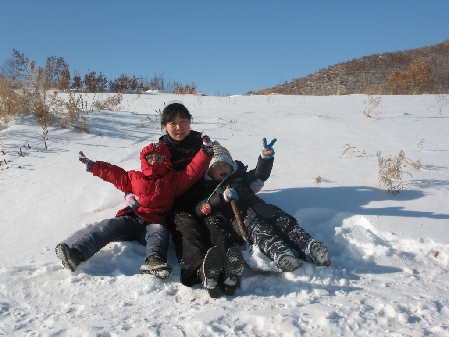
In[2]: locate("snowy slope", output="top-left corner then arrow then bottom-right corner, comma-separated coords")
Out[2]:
0,93 -> 448,336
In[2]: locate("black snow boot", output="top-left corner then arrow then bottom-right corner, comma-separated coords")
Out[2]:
55,243 -> 84,272
198,246 -> 224,298
140,254 -> 173,279
305,240 -> 331,266
223,247 -> 244,296
275,249 -> 303,272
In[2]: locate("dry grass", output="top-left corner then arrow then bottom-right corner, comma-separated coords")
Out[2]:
416,138 -> 425,152
341,144 -> 366,158
365,84 -> 384,95
316,113 -> 337,119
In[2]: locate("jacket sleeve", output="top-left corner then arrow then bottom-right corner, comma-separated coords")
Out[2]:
174,150 -> 212,197
244,156 -> 273,184
195,186 -> 225,218
91,161 -> 133,193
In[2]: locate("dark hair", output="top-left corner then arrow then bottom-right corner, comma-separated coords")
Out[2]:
160,102 -> 192,130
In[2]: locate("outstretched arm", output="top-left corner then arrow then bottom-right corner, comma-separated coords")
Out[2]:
79,151 -> 133,192
244,137 -> 276,186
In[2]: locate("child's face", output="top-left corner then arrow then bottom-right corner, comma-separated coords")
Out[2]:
145,152 -> 165,165
208,161 -> 233,181
164,114 -> 191,141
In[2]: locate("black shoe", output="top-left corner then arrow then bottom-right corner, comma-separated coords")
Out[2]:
223,247 -> 244,296
55,243 -> 84,272
200,246 -> 225,298
140,254 -> 173,279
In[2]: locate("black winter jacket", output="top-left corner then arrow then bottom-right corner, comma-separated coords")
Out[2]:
159,130 -> 205,210
195,156 -> 285,243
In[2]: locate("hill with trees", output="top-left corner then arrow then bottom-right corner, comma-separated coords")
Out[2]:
251,39 -> 449,96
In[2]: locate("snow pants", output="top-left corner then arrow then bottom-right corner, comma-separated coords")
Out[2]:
169,209 -> 213,287
72,215 -> 170,263
244,211 -> 313,263
203,212 -> 235,258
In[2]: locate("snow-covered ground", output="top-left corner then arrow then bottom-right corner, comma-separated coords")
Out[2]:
1,93 -> 448,336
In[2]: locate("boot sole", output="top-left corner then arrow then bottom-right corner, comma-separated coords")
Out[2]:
55,244 -> 76,272
224,247 -> 244,285
308,240 -> 331,266
140,263 -> 173,279
202,247 -> 224,297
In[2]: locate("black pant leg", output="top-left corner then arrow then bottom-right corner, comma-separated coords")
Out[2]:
275,215 -> 312,260
169,209 -> 210,287
204,214 -> 234,258
246,217 -> 291,263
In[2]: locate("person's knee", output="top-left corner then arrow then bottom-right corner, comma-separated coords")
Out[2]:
205,214 -> 227,229
174,211 -> 199,228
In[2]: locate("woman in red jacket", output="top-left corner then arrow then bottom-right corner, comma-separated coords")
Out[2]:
55,140 -> 213,279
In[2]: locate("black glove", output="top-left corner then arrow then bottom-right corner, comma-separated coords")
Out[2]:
201,135 -> 214,156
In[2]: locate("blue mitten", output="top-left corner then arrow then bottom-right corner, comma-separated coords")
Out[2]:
261,137 -> 277,160
250,179 -> 264,193
79,151 -> 94,172
223,187 -> 239,202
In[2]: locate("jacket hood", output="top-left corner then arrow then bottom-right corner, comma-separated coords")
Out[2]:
140,142 -> 172,177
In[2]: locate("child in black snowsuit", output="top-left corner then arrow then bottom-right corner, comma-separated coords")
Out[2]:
195,138 -> 331,289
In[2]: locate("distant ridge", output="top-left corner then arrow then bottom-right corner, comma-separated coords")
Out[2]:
252,39 -> 449,95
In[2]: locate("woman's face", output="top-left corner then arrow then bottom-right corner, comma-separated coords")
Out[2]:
164,114 -> 191,141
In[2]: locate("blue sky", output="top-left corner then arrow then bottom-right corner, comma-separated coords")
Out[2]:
1,1 -> 448,95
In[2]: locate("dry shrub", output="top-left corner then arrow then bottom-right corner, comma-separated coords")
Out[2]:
362,95 -> 383,119
1,50 -> 89,135
92,94 -> 123,111
377,150 -> 412,195
385,58 -> 436,95
47,91 -> 88,130
429,90 -> 449,115
174,82 -> 197,95
365,84 -> 384,95
0,74 -> 27,123
72,121 -> 89,133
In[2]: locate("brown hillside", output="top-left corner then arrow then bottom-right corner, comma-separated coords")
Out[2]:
252,39 -> 449,95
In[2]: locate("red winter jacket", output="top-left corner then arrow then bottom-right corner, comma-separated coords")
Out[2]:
90,142 -> 211,226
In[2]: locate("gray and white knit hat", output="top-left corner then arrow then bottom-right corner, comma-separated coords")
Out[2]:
205,141 -> 238,179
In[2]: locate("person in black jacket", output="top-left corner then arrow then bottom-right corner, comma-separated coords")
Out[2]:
195,139 -> 331,288
156,102 -> 251,298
